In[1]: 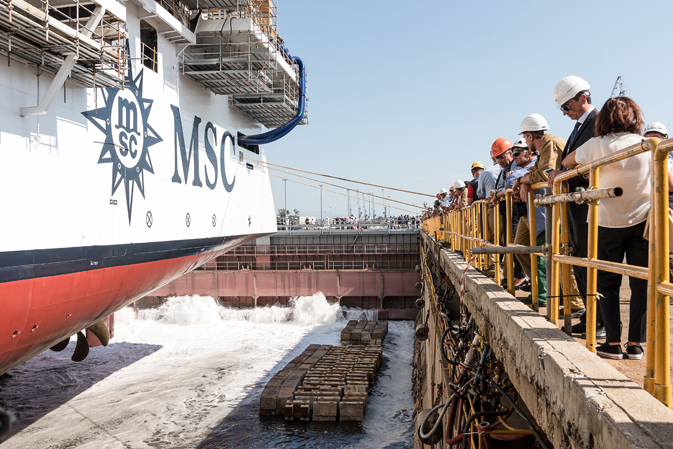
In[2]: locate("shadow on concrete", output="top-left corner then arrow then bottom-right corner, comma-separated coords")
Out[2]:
0,341 -> 162,437
195,324 -> 414,449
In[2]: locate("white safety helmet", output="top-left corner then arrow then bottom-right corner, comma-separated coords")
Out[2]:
554,76 -> 591,107
511,137 -> 527,149
644,122 -> 668,138
519,114 -> 549,135
439,188 -> 448,195
554,76 -> 590,107
453,180 -> 466,189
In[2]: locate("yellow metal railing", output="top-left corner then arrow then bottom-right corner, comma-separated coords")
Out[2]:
422,137 -> 672,408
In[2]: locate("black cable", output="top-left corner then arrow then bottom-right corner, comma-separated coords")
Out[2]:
488,380 -> 549,449
461,409 -> 509,449
440,327 -> 458,366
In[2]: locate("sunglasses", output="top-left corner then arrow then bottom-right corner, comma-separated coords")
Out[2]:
512,150 -> 524,157
560,105 -> 571,112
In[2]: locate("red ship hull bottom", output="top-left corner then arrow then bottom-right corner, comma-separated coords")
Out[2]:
0,248 -> 231,375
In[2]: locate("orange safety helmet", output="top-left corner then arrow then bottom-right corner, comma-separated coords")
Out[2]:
491,138 -> 513,158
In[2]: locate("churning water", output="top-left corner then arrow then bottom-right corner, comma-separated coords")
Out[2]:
0,293 -> 414,449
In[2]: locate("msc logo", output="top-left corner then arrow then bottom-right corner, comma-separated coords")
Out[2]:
83,64 -> 162,223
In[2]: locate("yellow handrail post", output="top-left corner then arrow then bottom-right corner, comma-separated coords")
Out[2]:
505,190 -> 515,297
528,189 -> 539,312
482,201 -> 488,271
460,210 -> 466,260
453,211 -> 457,250
474,205 -> 481,269
560,184 -> 573,334
585,167 -> 600,354
654,142 -> 672,408
467,206 -> 479,268
439,213 -> 444,242
550,192 -> 561,326
494,201 -> 500,286
645,186 -> 657,394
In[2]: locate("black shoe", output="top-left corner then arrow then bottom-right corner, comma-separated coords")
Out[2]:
571,322 -> 586,334
572,322 -> 606,339
625,344 -> 643,360
596,342 -> 623,360
559,307 -> 586,319
515,279 -> 530,291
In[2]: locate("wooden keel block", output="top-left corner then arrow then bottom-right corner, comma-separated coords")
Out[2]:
339,401 -> 365,422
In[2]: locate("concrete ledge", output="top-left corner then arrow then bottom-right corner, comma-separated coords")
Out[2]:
422,232 -> 673,449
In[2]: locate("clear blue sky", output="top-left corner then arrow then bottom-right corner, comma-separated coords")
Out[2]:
262,0 -> 673,219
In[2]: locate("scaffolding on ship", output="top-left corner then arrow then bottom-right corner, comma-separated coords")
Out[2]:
0,0 -> 127,90
178,0 -> 307,128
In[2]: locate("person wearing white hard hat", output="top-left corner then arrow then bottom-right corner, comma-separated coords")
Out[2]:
453,180 -> 468,211
643,122 -> 673,208
549,76 -> 601,333
511,114 -> 566,306
438,188 -> 452,212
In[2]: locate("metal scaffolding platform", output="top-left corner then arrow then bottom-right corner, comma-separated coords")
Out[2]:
179,0 -> 307,128
0,0 -> 127,89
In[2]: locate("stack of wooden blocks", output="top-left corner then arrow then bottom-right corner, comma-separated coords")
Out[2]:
259,344 -> 332,416
283,344 -> 383,422
340,320 -> 388,345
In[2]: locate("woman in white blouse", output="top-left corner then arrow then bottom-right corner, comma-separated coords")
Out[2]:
562,97 -> 649,361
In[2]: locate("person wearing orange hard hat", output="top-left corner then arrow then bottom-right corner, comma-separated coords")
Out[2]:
488,138 -> 515,239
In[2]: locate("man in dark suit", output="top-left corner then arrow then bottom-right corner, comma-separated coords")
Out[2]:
548,76 -> 605,338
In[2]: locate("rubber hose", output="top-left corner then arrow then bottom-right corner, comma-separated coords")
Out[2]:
440,327 -> 457,365
461,410 -> 509,449
488,380 -> 549,449
418,394 -> 455,441
445,398 -> 464,446
444,393 -> 458,442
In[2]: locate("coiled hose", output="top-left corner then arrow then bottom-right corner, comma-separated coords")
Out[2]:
418,378 -> 474,443
418,394 -> 456,442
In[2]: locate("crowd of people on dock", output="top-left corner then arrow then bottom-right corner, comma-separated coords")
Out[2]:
426,76 -> 671,362
277,214 -> 422,230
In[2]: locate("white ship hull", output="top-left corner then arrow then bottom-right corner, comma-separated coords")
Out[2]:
0,0 -> 280,374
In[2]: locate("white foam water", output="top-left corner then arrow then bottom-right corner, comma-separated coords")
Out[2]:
0,293 -> 413,449
342,307 -> 379,321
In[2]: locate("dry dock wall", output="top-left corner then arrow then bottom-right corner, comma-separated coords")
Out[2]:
420,231 -> 673,449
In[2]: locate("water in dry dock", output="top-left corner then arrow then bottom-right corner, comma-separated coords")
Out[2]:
0,294 -> 414,449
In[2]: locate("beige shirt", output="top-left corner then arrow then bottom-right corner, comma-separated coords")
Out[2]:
456,189 -> 468,210
528,134 -> 566,184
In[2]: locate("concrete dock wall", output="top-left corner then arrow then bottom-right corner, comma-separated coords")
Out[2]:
420,231 -> 673,448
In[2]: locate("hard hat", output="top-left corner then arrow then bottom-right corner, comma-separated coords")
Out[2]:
554,76 -> 590,107
471,161 -> 484,171
439,188 -> 448,194
511,137 -> 527,149
453,180 -> 466,189
519,114 -> 549,134
491,138 -> 512,158
644,122 -> 668,138
450,186 -> 455,191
